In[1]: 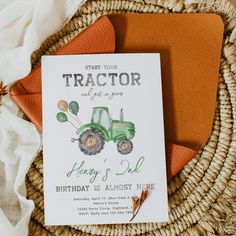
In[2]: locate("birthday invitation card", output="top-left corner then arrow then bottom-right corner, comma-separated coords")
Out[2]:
42,53 -> 168,225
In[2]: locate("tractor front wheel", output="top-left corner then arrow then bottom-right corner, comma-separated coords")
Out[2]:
79,129 -> 104,155
117,139 -> 133,155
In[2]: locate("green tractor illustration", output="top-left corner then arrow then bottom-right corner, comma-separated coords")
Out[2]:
71,107 -> 135,155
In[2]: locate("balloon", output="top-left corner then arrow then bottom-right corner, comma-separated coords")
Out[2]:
57,112 -> 68,123
69,101 -> 79,115
57,100 -> 68,112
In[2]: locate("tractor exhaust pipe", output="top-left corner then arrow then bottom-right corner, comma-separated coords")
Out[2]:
120,108 -> 124,121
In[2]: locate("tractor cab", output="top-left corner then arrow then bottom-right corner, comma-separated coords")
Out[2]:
91,107 -> 111,131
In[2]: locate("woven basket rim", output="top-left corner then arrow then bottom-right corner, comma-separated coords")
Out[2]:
26,0 -> 236,235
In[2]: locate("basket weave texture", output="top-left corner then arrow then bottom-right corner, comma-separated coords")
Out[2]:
26,0 -> 236,235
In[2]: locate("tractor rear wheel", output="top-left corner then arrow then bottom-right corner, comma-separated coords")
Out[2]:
117,139 -> 133,155
79,129 -> 104,155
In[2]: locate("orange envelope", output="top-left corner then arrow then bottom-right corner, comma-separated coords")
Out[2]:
109,14 -> 224,151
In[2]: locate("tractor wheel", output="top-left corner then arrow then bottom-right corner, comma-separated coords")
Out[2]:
79,129 -> 104,155
117,139 -> 133,155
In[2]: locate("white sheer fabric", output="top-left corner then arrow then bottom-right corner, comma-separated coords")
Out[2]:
0,0 -> 85,235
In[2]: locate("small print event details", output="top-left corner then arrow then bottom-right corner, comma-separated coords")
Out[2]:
42,53 -> 168,225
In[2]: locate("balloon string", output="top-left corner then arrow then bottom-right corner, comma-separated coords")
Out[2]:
67,112 -> 81,126
68,121 -> 77,129
75,116 -> 83,126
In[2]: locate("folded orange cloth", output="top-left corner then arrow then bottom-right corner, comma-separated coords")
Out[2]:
10,15 -> 204,179
10,16 -> 115,132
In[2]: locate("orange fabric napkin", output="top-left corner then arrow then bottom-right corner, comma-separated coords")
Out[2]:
10,16 -> 115,131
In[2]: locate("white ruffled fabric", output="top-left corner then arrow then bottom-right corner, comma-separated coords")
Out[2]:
0,0 -> 85,235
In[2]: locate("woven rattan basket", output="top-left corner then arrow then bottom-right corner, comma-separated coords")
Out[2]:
26,0 -> 236,235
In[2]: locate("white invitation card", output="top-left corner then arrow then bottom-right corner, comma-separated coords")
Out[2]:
42,53 -> 168,225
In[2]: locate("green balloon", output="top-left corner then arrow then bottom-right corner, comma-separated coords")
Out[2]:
69,101 -> 79,115
57,112 -> 68,123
